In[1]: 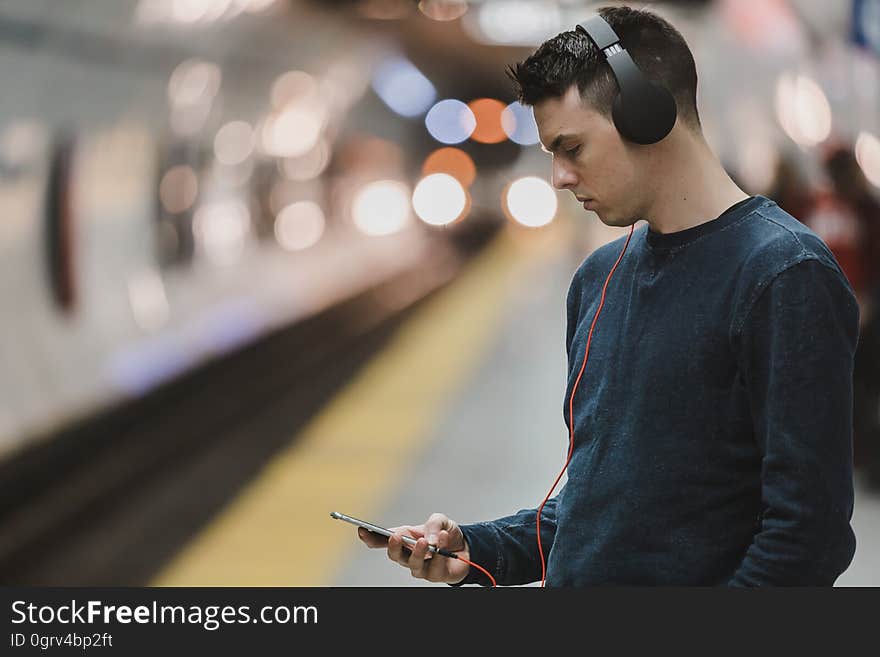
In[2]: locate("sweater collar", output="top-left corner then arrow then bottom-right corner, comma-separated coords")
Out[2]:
644,196 -> 767,252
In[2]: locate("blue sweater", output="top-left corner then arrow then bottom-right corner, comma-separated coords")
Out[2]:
457,196 -> 858,586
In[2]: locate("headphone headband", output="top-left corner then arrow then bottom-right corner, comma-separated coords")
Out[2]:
576,15 -> 677,145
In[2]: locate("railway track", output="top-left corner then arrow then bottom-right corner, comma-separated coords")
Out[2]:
0,223 -> 499,585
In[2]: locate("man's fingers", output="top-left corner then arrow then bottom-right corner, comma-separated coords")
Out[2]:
388,533 -> 417,566
357,527 -> 389,549
387,534 -> 408,566
422,534 -> 454,582
363,521 -> 457,581
424,513 -> 449,545
408,538 -> 432,578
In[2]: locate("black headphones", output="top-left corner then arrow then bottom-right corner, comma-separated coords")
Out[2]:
576,15 -> 677,145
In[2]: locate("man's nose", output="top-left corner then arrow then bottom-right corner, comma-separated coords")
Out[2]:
551,158 -> 578,190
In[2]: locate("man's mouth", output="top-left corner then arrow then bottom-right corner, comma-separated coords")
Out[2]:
578,197 -> 595,209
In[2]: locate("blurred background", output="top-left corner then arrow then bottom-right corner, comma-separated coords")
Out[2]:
0,0 -> 878,586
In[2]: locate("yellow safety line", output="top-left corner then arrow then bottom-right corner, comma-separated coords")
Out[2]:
152,226 -> 562,586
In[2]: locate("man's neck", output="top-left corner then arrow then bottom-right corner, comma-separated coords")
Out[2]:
643,130 -> 748,235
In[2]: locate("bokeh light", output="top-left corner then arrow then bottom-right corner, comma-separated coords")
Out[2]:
262,70 -> 327,158
242,0 -> 279,14
136,0 -> 281,24
372,56 -> 437,118
469,0 -> 562,46
193,200 -> 251,265
159,165 -> 199,214
855,131 -> 880,189
412,174 -> 468,226
128,268 -> 170,333
352,180 -> 411,236
271,70 -> 317,111
468,98 -> 507,144
261,100 -> 327,158
168,59 -> 221,109
203,0 -> 234,22
171,0 -> 214,24
167,58 -> 221,136
425,99 -> 476,144
775,73 -> 832,147
274,201 -> 326,251
501,101 -> 540,145
418,0 -> 468,21
214,120 -> 254,166
280,139 -> 331,181
504,176 -> 557,228
421,147 -> 476,188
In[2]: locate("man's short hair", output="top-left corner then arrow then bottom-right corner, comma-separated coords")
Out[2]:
506,5 -> 701,131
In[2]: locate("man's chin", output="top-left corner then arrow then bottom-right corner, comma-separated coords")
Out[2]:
594,210 -> 617,226
596,211 -> 638,229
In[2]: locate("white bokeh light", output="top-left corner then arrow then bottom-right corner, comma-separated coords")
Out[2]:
505,176 -> 557,227
856,131 -> 880,189
467,0 -> 562,46
274,201 -> 325,251
171,0 -> 213,23
271,70 -> 317,110
168,59 -> 221,109
412,173 -> 467,226
167,58 -> 221,136
241,0 -> 278,13
214,120 -> 254,165
136,0 -> 278,24
262,102 -> 326,158
775,73 -> 832,147
193,200 -> 251,265
352,180 -> 411,236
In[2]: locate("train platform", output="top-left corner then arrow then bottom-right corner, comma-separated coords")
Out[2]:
145,218 -> 880,587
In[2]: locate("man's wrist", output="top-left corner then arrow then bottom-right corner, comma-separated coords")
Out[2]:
448,530 -> 471,586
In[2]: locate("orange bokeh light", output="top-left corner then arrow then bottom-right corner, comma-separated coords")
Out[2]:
421,147 -> 477,187
467,98 -> 507,144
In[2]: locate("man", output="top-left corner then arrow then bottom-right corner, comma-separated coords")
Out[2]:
358,5 -> 858,585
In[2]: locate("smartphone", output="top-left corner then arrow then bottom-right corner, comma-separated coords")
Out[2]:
330,511 -> 439,554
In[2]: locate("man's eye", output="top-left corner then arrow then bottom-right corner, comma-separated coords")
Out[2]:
565,145 -> 581,157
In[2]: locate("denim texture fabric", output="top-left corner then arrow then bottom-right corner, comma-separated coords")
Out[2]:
454,196 -> 858,586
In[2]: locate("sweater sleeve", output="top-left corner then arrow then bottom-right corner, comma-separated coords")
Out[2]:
728,257 -> 858,586
451,491 -> 563,586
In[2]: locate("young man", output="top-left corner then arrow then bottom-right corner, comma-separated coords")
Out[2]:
359,5 -> 858,585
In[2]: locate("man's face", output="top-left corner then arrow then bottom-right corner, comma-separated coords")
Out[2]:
534,85 -> 648,227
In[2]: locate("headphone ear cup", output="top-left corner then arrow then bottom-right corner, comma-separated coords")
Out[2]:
612,82 -> 677,145
611,93 -> 632,141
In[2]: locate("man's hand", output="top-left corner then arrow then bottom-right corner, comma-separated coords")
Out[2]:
357,513 -> 470,584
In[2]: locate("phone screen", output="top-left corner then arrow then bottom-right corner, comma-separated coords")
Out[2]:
330,511 -> 422,554
330,511 -> 395,538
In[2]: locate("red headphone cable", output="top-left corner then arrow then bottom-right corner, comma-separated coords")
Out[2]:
441,224 -> 634,589
536,224 -> 635,587
444,551 -> 497,587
